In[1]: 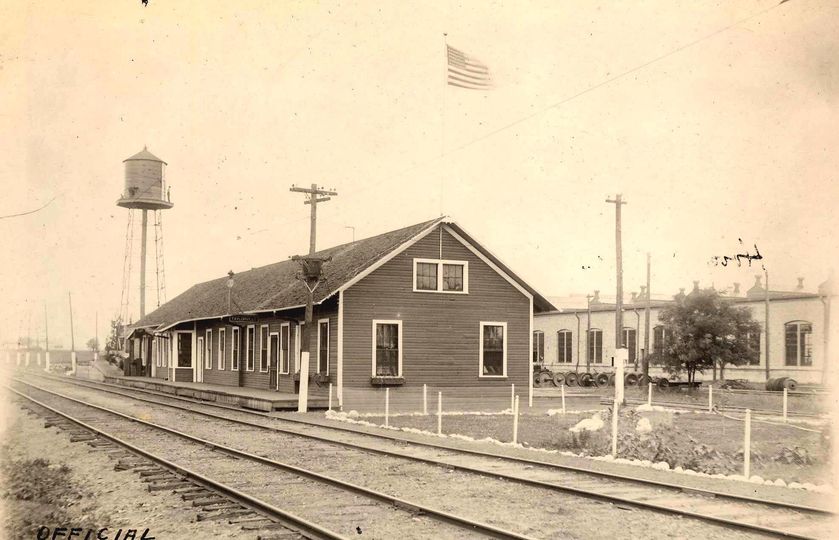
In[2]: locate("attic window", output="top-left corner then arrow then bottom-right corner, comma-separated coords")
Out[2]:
413,259 -> 468,294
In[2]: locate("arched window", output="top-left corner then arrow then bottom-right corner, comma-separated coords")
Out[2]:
557,330 -> 572,363
587,329 -> 603,363
532,331 -> 544,363
622,327 -> 637,363
785,321 -> 813,366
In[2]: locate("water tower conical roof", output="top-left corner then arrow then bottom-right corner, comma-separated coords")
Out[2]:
123,146 -> 167,164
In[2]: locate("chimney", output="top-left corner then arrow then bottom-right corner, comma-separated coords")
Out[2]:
746,275 -> 765,298
640,285 -> 647,300
630,292 -> 638,302
693,280 -> 700,291
592,290 -> 600,304
797,277 -> 804,291
733,282 -> 740,296
754,275 -> 762,288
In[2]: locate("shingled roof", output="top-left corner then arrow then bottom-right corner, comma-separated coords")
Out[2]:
134,217 -> 555,331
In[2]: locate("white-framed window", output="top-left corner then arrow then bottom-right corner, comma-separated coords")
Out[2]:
231,326 -> 240,371
785,321 -> 813,366
622,327 -> 636,364
479,322 -> 507,377
412,258 -> 469,293
197,337 -> 204,371
372,320 -> 402,377
259,325 -> 269,372
532,331 -> 544,363
205,329 -> 212,369
317,319 -> 329,374
588,329 -> 603,363
280,323 -> 290,374
218,328 -> 226,370
246,325 -> 255,371
176,331 -> 193,368
295,323 -> 302,373
269,331 -> 279,374
557,330 -> 572,363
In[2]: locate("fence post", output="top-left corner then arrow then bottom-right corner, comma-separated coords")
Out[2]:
743,409 -> 751,479
561,384 -> 566,414
328,383 -> 333,411
513,395 -> 520,444
437,391 -> 442,436
611,398 -> 619,457
385,388 -> 389,427
44,352 -> 51,372
423,384 -> 428,415
708,384 -> 713,412
782,388 -> 788,422
510,383 -> 515,412
647,382 -> 652,406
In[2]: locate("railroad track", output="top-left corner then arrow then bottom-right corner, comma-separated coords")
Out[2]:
14,373 -> 836,539
8,382 -> 535,540
597,396 -> 826,419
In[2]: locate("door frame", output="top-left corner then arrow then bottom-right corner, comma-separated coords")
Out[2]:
269,331 -> 280,391
196,336 -> 205,383
173,330 -> 194,382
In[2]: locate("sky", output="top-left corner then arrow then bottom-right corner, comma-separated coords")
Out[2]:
1,0 -> 837,349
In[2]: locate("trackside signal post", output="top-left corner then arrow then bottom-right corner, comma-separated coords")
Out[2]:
290,183 -> 338,412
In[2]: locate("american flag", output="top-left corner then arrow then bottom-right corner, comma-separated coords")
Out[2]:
446,44 -> 492,90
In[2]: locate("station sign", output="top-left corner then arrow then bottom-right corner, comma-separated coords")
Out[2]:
228,314 -> 257,326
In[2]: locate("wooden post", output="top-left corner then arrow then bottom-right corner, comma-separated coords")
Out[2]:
385,388 -> 389,427
510,383 -> 515,411
647,382 -> 652,406
611,398 -> 619,457
783,388 -> 788,422
437,391 -> 442,436
708,384 -> 713,412
423,384 -> 428,415
561,384 -> 566,414
513,395 -> 519,444
328,383 -> 333,411
743,409 -> 752,479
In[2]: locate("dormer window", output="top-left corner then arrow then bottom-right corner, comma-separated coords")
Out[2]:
413,258 -> 468,293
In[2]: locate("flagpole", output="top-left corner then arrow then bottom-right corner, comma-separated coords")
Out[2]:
440,32 -> 447,217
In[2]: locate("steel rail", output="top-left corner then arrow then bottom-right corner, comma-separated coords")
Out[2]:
599,396 -> 826,419
9,381 -> 536,540
25,372 -> 832,517
8,386 -> 345,540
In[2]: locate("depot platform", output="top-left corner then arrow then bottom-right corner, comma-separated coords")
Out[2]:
102,375 -> 329,412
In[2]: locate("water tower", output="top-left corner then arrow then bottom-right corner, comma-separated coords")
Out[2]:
117,147 -> 174,321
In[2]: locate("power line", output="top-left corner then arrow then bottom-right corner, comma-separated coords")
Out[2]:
0,195 -> 58,220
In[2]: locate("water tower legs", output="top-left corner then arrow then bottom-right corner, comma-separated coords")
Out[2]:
140,209 -> 148,319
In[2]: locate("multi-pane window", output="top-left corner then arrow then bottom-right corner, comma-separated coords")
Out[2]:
246,325 -> 255,371
532,331 -> 544,363
481,322 -> 506,376
442,264 -> 464,291
177,333 -> 192,368
218,328 -> 226,370
205,329 -> 212,369
622,328 -> 637,363
785,322 -> 813,366
746,330 -> 761,365
374,321 -> 401,376
415,262 -> 438,291
318,320 -> 329,374
269,333 -> 279,373
280,325 -> 290,374
196,337 -> 204,371
587,329 -> 603,363
557,330 -> 572,363
259,325 -> 269,372
231,327 -> 240,370
413,259 -> 468,293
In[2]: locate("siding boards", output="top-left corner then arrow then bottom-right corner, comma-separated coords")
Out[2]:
343,225 -> 529,392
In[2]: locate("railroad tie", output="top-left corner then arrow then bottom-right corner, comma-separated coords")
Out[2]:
181,491 -> 216,501
148,481 -> 192,492
191,497 -> 229,507
196,509 -> 254,522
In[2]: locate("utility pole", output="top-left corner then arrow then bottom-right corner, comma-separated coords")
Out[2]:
44,303 -> 50,371
585,293 -> 593,373
140,209 -> 148,319
605,195 -> 627,351
68,292 -> 77,375
764,268 -> 770,381
289,183 -> 338,412
644,253 -> 651,378
94,311 -> 99,362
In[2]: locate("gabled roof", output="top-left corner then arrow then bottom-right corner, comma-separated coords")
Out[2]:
134,217 -> 555,331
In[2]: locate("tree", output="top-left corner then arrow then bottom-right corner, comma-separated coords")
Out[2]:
86,338 -> 99,352
104,316 -> 123,357
648,289 -> 760,384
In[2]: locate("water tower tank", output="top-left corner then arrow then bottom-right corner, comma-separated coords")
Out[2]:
116,147 -> 174,210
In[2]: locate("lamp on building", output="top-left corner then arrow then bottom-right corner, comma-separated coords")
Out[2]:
226,271 -> 235,313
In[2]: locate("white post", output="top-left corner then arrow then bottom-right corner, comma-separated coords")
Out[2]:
45,352 -> 50,372
37,352 -> 41,366
328,383 -> 333,411
647,382 -> 652,406
16,352 -> 21,366
782,388 -> 788,422
423,384 -> 428,415
561,384 -> 566,414
297,352 -> 310,413
25,352 -> 30,367
743,409 -> 752,479
615,349 -> 628,403
611,398 -> 620,457
69,351 -> 77,375
708,384 -> 713,412
513,395 -> 520,444
510,383 -> 515,411
385,388 -> 389,427
437,391 -> 442,436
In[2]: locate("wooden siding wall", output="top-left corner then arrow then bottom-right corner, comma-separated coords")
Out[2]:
342,225 -> 530,395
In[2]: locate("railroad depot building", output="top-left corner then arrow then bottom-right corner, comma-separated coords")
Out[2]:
125,217 -> 554,408
533,277 -> 835,385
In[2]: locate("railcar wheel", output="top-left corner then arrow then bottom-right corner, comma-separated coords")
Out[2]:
553,373 -> 566,387
657,377 -> 670,389
595,373 -> 610,387
579,373 -> 593,387
565,372 -> 578,387
537,371 -> 553,387
625,373 -> 639,386
637,374 -> 651,387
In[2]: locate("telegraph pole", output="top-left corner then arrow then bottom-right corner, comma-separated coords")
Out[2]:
764,268 -> 770,381
585,293 -> 593,373
606,195 -> 627,349
44,303 -> 50,371
289,183 -> 338,412
68,292 -> 77,374
644,253 -> 651,378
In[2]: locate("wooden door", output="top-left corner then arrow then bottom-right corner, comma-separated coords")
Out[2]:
269,332 -> 279,390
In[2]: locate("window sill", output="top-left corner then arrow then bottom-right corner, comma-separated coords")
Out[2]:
479,375 -> 508,379
412,289 -> 468,295
371,376 -> 405,386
